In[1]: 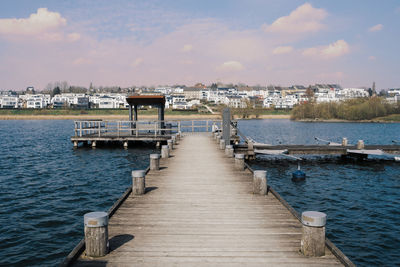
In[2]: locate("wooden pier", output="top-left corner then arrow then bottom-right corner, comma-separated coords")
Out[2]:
65,133 -> 352,266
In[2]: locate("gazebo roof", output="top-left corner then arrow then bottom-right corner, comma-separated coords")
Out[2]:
126,95 -> 165,106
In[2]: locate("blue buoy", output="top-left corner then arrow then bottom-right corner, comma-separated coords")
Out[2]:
292,162 -> 306,182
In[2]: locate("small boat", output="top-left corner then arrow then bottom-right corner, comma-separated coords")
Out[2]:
395,156 -> 400,162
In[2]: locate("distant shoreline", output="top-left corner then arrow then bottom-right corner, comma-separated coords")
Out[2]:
0,114 -> 291,120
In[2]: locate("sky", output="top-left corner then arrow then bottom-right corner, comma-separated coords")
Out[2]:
0,0 -> 399,90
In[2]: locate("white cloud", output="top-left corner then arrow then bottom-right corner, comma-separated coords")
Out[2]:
217,61 -> 244,71
131,58 -> 143,67
263,3 -> 327,34
368,24 -> 383,32
67,33 -> 81,42
303,40 -> 350,59
273,46 -> 293,55
182,44 -> 193,52
0,8 -> 66,36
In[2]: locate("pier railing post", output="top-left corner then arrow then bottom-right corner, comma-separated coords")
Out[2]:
225,145 -> 234,157
357,140 -> 364,149
219,139 -> 226,150
235,154 -> 245,170
253,170 -> 267,195
84,212 -> 109,257
161,145 -> 169,158
301,211 -> 326,257
342,137 -> 348,146
150,154 -> 160,171
132,170 -> 146,195
167,139 -> 173,152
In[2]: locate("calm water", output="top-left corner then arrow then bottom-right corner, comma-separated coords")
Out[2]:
239,119 -> 400,267
0,119 -> 399,266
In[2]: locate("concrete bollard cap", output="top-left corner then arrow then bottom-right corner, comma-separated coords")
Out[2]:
84,212 -> 108,228
150,154 -> 160,159
235,154 -> 245,159
254,170 -> 267,178
302,211 -> 327,227
132,170 -> 146,178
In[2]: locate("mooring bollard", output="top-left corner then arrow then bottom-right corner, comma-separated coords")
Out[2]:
253,170 -> 267,195
161,145 -> 169,158
123,141 -> 128,149
73,141 -> 78,148
84,212 -> 109,257
342,137 -> 348,147
150,154 -> 160,171
91,141 -> 96,148
219,139 -> 226,150
301,211 -> 327,257
132,170 -> 146,195
214,132 -> 218,140
235,154 -> 245,170
225,145 -> 234,157
357,140 -> 365,150
167,139 -> 173,152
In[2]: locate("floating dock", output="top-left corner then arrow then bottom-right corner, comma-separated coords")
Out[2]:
64,132 -> 353,266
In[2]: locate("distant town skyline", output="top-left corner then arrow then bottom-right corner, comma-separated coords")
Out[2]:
0,0 -> 399,90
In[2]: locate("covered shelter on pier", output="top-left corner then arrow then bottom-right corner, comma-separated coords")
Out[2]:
126,95 -> 165,128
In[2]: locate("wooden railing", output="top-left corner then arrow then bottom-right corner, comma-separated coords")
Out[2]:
73,120 -> 222,137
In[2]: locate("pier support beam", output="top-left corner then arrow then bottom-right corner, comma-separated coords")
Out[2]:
123,141 -> 128,149
132,170 -> 146,195
235,154 -> 245,170
357,140 -> 365,150
150,154 -> 160,171
253,170 -> 267,195
161,145 -> 169,159
301,211 -> 326,257
84,212 -> 109,257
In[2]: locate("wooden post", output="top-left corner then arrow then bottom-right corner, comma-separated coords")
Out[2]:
167,139 -> 173,152
225,145 -> 234,157
301,211 -> 327,257
253,170 -> 267,195
98,122 -> 101,137
161,145 -> 169,158
84,212 -> 109,257
192,120 -> 194,132
80,121 -> 82,137
178,121 -> 181,133
342,137 -> 348,147
235,154 -> 245,170
132,170 -> 146,195
357,140 -> 364,150
206,120 -> 209,132
150,154 -> 160,171
219,139 -> 226,150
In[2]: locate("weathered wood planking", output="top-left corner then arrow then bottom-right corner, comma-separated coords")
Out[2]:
72,133 -> 344,266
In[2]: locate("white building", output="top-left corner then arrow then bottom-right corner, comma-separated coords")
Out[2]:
0,96 -> 19,108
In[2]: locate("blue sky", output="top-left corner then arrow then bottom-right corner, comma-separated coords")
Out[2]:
0,0 -> 399,90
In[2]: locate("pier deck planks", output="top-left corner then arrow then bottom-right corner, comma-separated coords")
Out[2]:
73,133 -> 343,266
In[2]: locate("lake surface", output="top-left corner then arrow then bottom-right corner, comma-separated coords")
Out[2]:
0,119 -> 399,266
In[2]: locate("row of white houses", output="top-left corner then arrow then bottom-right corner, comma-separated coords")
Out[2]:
1,86 -> 399,109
